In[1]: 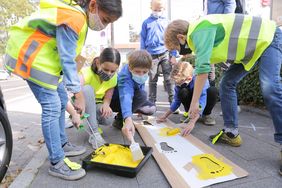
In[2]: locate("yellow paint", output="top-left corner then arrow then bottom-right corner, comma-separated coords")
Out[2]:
159,127 -> 181,136
91,144 -> 142,168
192,154 -> 233,180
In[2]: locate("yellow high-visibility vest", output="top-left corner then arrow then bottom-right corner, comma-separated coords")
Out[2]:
80,67 -> 117,102
5,0 -> 88,90
187,14 -> 276,71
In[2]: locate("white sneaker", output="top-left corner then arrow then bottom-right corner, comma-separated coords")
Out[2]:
88,132 -> 106,149
65,118 -> 73,129
202,115 -> 216,125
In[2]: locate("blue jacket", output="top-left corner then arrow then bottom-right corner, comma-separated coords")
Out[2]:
115,64 -> 145,119
170,76 -> 209,115
140,14 -> 177,57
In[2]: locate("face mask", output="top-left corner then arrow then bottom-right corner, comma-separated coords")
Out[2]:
132,73 -> 149,84
97,69 -> 114,81
179,42 -> 192,55
88,6 -> 106,31
152,11 -> 163,18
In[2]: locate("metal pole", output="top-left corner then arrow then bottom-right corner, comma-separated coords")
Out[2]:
167,0 -> 171,20
110,23 -> 114,47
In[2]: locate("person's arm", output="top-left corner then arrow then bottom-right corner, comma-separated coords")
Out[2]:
182,28 -> 215,134
56,25 -> 85,114
66,101 -> 81,128
190,28 -> 216,117
198,82 -> 208,115
169,50 -> 178,65
170,87 -> 181,112
157,87 -> 181,122
140,21 -> 147,50
118,72 -> 136,141
100,88 -> 114,117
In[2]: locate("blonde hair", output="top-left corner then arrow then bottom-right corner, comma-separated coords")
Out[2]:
164,19 -> 189,51
171,61 -> 193,83
128,50 -> 152,70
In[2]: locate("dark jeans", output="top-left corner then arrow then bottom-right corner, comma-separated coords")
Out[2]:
178,86 -> 218,115
149,53 -> 174,103
111,88 -> 156,119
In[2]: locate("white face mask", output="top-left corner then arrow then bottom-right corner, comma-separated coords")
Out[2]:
152,11 -> 163,18
88,6 -> 106,31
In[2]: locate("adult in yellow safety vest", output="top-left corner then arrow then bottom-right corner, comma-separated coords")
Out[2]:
4,0 -> 122,180
164,14 -> 282,174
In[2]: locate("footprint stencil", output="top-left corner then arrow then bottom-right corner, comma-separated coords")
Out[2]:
192,154 -> 232,180
160,142 -> 177,153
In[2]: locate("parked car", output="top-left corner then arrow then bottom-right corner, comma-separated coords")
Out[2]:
0,87 -> 12,182
0,70 -> 10,80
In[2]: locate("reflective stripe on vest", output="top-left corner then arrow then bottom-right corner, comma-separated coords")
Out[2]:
187,14 -> 276,71
228,15 -> 262,65
15,30 -> 51,79
5,54 -> 60,86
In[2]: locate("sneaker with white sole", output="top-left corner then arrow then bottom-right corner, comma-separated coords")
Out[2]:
63,142 -> 86,157
65,118 -> 74,129
202,114 -> 216,126
88,132 -> 106,149
49,158 -> 86,180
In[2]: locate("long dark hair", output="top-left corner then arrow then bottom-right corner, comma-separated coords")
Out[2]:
74,0 -> 122,18
91,48 -> 121,72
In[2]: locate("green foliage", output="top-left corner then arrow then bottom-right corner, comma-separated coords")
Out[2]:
214,64 -> 264,106
0,0 -> 37,56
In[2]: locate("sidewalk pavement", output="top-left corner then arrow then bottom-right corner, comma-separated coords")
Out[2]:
7,83 -> 282,188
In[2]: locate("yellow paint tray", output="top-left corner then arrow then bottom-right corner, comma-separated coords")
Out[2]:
82,143 -> 153,178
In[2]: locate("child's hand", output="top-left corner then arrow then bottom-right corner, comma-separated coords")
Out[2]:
122,118 -> 135,142
181,121 -> 195,136
181,113 -> 200,136
73,91 -> 85,115
188,102 -> 200,119
100,103 -> 112,117
156,115 -> 167,123
71,113 -> 82,129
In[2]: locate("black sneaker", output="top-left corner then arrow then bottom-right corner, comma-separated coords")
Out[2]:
112,114 -> 123,130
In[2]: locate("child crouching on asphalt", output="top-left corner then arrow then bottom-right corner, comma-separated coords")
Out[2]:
157,61 -> 217,135
67,48 -> 121,149
110,50 -> 156,142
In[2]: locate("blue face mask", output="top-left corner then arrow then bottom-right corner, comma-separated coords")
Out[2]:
132,73 -> 149,84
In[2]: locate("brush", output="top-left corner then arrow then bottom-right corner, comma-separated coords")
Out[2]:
129,135 -> 144,161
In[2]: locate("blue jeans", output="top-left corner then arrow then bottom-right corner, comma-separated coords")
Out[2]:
220,28 -> 282,143
207,0 -> 236,14
27,81 -> 68,163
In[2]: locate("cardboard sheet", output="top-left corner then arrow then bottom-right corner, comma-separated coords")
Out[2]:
135,119 -> 248,188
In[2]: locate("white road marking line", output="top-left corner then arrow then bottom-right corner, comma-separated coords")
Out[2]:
250,123 -> 256,131
2,85 -> 29,92
5,94 -> 33,104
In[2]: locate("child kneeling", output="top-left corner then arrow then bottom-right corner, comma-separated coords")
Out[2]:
111,50 -> 156,142
157,61 -> 217,135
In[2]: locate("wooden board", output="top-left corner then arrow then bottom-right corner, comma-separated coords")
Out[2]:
135,118 -> 248,188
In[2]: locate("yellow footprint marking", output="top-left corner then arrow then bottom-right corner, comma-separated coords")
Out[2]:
192,154 -> 232,180
159,127 -> 181,136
